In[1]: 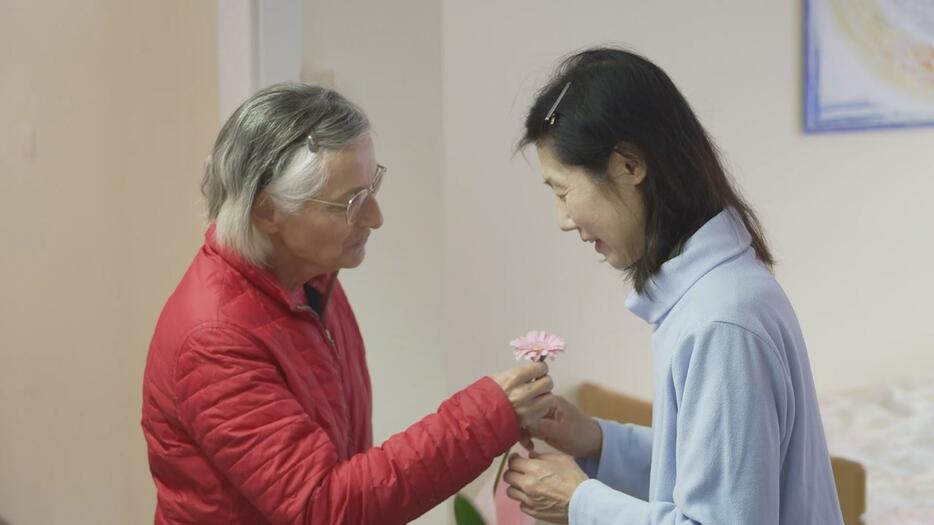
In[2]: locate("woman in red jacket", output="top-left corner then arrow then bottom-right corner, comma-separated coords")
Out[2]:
141,83 -> 554,524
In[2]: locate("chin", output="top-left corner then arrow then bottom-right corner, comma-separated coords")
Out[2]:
606,252 -> 634,270
341,249 -> 367,269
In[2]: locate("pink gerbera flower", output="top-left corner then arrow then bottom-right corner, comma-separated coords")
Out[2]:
510,330 -> 566,361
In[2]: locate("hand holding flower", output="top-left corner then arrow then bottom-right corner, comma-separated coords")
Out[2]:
503,451 -> 588,524
524,394 -> 602,460
488,361 -> 555,431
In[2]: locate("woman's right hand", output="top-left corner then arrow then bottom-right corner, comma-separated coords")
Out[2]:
527,395 -> 602,459
488,362 -> 555,432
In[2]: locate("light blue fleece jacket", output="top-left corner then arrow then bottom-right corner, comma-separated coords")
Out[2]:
571,209 -> 843,525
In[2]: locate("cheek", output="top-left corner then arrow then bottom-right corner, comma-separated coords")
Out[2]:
616,198 -> 645,247
565,191 -> 603,231
282,215 -> 349,255
607,209 -> 646,264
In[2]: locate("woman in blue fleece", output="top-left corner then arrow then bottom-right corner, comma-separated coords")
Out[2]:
503,47 -> 843,524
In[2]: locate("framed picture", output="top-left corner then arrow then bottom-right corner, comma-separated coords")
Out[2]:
804,0 -> 934,133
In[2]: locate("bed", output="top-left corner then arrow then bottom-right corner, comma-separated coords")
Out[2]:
819,376 -> 934,525
576,382 -> 868,525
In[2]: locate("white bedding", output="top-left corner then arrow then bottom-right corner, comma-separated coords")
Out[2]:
820,376 -> 934,524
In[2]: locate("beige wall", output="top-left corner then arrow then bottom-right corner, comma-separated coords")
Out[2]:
0,1 -> 217,523
442,0 -> 934,408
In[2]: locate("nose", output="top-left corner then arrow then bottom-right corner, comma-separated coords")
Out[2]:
556,200 -> 576,232
357,194 -> 384,229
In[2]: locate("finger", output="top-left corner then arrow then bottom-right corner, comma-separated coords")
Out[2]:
519,503 -> 544,520
555,394 -> 584,417
507,453 -> 521,470
506,452 -> 521,472
502,469 -> 523,489
530,450 -> 562,461
514,361 -> 548,383
518,395 -> 558,430
540,395 -> 569,420
528,393 -> 557,415
531,375 -> 555,397
543,400 -> 558,419
527,416 -> 559,439
520,436 -> 535,451
537,415 -> 558,430
515,375 -> 554,400
507,455 -> 533,474
506,486 -> 533,506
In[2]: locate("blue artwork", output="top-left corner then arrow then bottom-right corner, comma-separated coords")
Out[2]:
804,0 -> 934,133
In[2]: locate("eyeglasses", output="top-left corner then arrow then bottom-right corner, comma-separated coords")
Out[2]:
305,164 -> 386,224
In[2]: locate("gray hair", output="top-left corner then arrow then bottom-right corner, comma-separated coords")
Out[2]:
202,83 -> 370,265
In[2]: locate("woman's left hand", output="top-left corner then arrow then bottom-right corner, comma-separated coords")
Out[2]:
503,451 -> 589,524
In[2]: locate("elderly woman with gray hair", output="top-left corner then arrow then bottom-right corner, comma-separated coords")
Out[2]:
141,83 -> 554,524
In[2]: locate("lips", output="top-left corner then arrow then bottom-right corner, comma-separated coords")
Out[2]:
349,233 -> 370,247
580,236 -> 604,254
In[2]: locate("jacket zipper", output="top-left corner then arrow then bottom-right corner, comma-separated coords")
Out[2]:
297,305 -> 350,446
323,327 -> 335,349
298,306 -> 338,354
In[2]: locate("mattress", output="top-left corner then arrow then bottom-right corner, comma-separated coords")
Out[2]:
820,376 -> 934,524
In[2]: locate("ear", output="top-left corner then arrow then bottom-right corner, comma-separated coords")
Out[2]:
252,191 -> 281,235
608,143 -> 647,186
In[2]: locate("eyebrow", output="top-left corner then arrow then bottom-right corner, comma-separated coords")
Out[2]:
315,185 -> 361,204
332,171 -> 380,201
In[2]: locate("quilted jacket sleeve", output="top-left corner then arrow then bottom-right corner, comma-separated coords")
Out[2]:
174,323 -> 519,525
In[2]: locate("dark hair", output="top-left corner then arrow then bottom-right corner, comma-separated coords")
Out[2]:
518,47 -> 773,294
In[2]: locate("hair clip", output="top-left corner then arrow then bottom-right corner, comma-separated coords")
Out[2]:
306,133 -> 320,154
544,81 -> 571,127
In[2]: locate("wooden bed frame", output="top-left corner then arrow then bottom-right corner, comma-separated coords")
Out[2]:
577,382 -> 866,525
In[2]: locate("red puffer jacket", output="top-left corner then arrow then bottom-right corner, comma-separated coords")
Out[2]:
142,227 -> 519,524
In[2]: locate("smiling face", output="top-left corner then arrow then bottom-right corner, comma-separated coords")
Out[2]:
254,134 -> 384,289
537,143 -> 647,270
